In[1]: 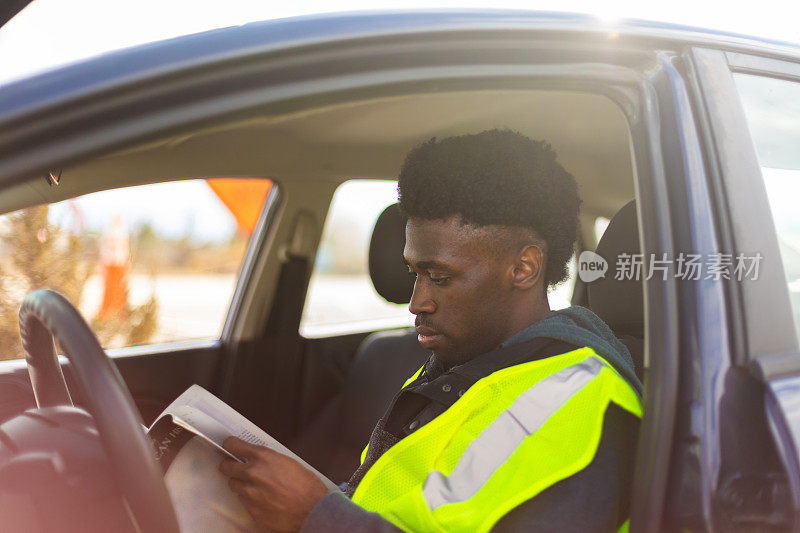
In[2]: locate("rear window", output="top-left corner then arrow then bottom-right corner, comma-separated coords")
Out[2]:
300,180 -> 414,338
300,179 -> 576,338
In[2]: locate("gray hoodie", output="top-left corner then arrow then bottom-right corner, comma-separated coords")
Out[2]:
502,305 -> 642,394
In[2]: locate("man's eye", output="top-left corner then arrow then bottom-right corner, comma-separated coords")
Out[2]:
430,276 -> 450,286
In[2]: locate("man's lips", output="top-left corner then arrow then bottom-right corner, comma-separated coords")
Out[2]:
415,324 -> 443,348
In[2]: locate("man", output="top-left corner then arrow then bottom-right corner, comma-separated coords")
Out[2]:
220,129 -> 642,532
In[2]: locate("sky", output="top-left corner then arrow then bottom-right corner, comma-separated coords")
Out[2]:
1,0 -> 799,86
47,180 -> 240,243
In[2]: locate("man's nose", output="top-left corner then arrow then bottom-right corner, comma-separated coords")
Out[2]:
408,279 -> 436,315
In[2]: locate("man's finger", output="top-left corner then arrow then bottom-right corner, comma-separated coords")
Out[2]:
219,457 -> 248,479
222,436 -> 260,459
228,478 -> 264,505
224,436 -> 285,464
227,477 -> 250,498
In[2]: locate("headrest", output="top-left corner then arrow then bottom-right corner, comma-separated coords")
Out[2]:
587,200 -> 644,337
368,204 -> 414,304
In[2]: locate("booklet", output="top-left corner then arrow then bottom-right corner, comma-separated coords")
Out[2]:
147,385 -> 337,532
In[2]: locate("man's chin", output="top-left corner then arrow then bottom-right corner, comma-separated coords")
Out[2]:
429,342 -> 491,366
417,332 -> 446,350
416,333 -> 484,363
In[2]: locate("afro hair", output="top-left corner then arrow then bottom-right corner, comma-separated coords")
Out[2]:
398,129 -> 580,287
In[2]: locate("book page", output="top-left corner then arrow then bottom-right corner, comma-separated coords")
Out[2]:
152,384 -> 337,490
148,418 -> 256,532
165,436 -> 257,532
168,406 -> 241,462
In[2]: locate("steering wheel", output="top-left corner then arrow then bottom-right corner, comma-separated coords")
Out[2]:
18,289 -> 179,533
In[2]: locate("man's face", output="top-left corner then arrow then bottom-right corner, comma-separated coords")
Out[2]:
404,216 -> 517,364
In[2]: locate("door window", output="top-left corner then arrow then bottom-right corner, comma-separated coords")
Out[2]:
300,180 -> 414,338
0,178 -> 273,360
734,73 -> 800,339
300,179 -> 576,338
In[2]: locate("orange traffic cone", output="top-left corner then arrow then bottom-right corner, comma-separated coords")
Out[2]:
98,215 -> 130,319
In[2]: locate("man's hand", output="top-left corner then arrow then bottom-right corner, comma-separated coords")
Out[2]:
219,437 -> 334,532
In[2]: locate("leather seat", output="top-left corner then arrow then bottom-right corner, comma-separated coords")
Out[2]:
587,200 -> 646,380
294,204 -> 428,483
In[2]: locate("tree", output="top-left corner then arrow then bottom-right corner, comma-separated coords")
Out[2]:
0,205 -> 158,360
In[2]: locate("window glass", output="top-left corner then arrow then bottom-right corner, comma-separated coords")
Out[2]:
548,254 -> 575,311
0,178 -> 272,360
300,180 -> 413,337
594,216 -> 611,244
300,179 -> 576,337
734,73 -> 800,339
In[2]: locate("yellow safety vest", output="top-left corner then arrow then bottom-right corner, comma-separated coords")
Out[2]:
352,346 -> 642,532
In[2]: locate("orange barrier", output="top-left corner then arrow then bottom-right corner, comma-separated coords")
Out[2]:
206,179 -> 273,236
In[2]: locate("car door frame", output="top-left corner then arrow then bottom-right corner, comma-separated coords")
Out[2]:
687,46 -> 800,530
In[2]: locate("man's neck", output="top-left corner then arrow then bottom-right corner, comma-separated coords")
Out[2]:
501,298 -> 551,346
430,301 -> 554,376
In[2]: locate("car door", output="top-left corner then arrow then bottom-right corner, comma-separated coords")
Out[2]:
687,47 -> 800,530
0,178 -> 279,425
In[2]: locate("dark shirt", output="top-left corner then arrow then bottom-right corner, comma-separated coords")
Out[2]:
302,335 -> 640,532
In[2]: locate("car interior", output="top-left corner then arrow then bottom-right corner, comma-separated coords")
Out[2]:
0,88 -> 645,490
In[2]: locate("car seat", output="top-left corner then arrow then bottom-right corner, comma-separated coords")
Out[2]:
587,200 -> 646,380
293,204 -> 428,483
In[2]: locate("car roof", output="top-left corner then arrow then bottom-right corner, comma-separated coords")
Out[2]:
2,9 -> 799,122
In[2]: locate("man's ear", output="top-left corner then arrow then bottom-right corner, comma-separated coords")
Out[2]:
510,244 -> 545,290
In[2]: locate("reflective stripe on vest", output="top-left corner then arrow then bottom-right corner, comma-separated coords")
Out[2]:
351,347 -> 642,533
422,356 -> 604,510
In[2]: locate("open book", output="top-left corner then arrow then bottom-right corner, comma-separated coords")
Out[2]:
147,385 -> 337,532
